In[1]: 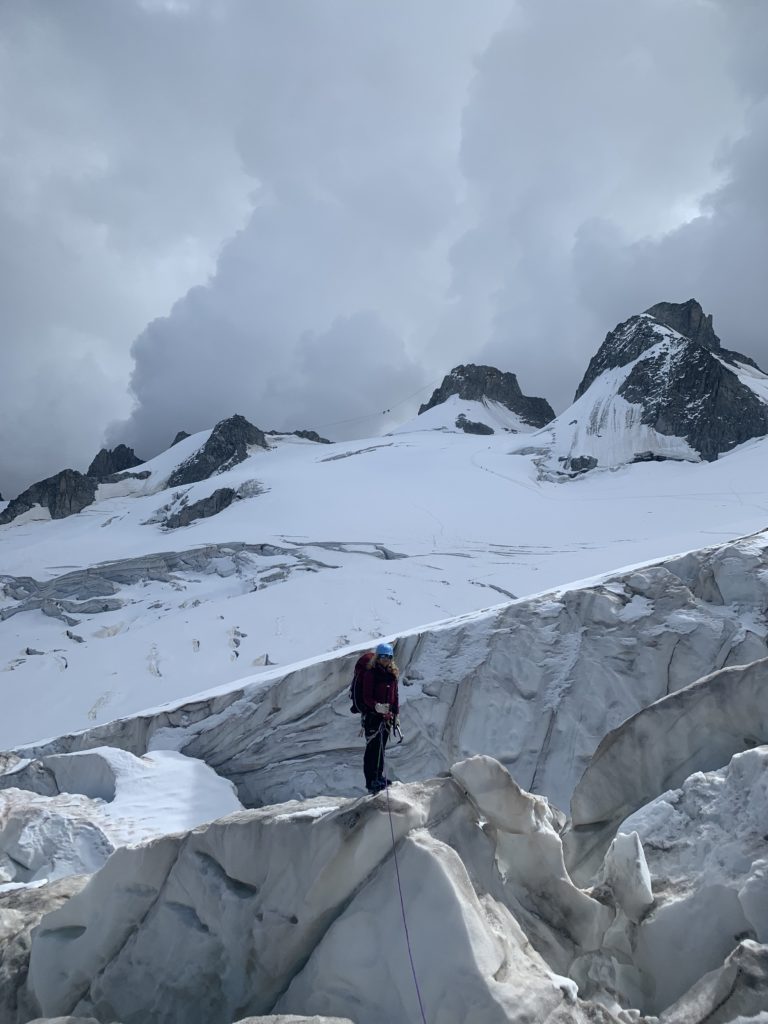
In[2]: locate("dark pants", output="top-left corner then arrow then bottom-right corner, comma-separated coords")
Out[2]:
363,712 -> 390,788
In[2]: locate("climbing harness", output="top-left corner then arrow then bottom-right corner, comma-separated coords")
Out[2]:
361,715 -> 403,740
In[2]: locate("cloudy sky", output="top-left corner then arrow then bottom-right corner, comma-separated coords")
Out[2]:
2,0 -> 766,496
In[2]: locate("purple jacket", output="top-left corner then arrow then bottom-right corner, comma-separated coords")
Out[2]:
361,658 -> 399,714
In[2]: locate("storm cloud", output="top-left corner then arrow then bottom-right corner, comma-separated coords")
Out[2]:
1,0 -> 766,495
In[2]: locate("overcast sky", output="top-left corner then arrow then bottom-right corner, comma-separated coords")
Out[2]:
2,0 -> 766,496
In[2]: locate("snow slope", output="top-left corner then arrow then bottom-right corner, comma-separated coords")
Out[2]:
3,418 -> 768,747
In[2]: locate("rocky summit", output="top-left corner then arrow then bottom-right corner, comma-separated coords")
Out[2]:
0,469 -> 99,526
569,298 -> 768,464
419,364 -> 555,428
86,445 -> 143,480
167,414 -> 267,487
575,298 -> 758,399
0,454 -> 151,528
644,298 -> 721,353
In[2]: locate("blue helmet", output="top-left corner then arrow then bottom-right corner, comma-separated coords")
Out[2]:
375,642 -> 394,657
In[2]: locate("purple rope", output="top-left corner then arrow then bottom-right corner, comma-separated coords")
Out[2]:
378,724 -> 428,1024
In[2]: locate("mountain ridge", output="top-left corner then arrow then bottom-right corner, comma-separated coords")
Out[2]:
3,298 -> 766,511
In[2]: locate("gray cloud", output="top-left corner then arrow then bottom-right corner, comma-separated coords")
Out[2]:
2,0 -> 766,496
110,1 -> 507,455
574,41 -> 768,373
0,0 -> 252,493
446,0 -> 749,409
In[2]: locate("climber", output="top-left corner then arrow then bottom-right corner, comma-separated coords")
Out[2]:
360,642 -> 400,793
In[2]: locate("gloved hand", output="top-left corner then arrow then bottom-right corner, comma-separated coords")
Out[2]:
374,702 -> 390,715
394,715 -> 401,729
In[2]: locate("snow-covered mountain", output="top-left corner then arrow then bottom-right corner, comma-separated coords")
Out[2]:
4,299 -> 768,1023
518,298 -> 768,475
416,362 -> 555,433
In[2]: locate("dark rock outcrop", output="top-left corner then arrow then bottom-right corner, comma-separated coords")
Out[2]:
171,430 -> 190,447
419,364 -> 555,428
620,342 -> 768,461
100,470 -> 151,485
0,470 -> 98,526
567,456 -> 598,475
455,414 -> 494,435
164,488 -> 237,529
0,448 -> 151,526
573,300 -> 768,462
158,481 -> 267,529
167,415 -> 267,488
292,429 -> 331,444
645,298 -> 720,352
643,297 -> 761,369
266,429 -> 332,444
631,451 -> 671,464
86,445 -> 142,479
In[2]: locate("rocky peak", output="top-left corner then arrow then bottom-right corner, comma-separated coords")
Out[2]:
419,364 -> 554,429
644,298 -> 720,352
574,299 -> 750,401
569,300 -> 768,465
87,444 -> 143,479
0,469 -> 98,526
171,430 -> 190,447
292,429 -> 331,444
167,414 -> 267,488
